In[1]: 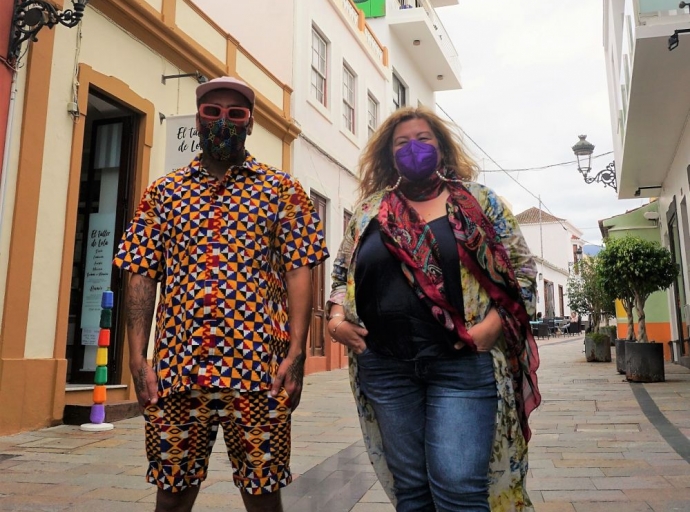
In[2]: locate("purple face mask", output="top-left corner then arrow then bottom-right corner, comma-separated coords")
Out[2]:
394,139 -> 439,182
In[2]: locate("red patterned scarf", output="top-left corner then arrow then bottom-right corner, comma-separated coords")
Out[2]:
378,180 -> 541,441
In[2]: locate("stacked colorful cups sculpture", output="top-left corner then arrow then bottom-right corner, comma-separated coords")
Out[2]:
80,290 -> 115,432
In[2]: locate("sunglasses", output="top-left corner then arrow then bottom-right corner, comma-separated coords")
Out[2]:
198,104 -> 251,124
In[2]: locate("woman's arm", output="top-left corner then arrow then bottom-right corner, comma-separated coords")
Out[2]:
484,189 -> 538,316
326,212 -> 369,353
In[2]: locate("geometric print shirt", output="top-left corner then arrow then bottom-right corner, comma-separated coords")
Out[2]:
113,152 -> 329,396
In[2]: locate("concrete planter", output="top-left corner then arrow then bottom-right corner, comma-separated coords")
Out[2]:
584,334 -> 612,362
614,339 -> 628,374
625,341 -> 665,382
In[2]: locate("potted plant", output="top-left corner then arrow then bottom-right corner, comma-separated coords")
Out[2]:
566,257 -> 613,362
596,244 -> 637,374
598,236 -> 678,382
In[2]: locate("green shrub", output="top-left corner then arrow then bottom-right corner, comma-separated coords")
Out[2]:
587,332 -> 610,344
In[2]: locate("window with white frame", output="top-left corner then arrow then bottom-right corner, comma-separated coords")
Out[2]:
342,65 -> 355,133
367,93 -> 378,138
392,73 -> 406,110
311,28 -> 327,106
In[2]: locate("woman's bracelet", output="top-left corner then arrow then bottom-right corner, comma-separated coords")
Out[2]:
328,313 -> 345,321
331,318 -> 347,335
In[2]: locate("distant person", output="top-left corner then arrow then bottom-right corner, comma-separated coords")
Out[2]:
536,311 -> 543,321
114,77 -> 328,512
327,106 -> 541,511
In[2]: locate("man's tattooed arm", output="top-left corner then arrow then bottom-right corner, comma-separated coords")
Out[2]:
126,274 -> 157,406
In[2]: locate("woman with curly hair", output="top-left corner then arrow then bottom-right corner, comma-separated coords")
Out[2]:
327,106 -> 540,511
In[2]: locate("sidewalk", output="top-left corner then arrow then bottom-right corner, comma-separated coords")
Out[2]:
0,335 -> 688,511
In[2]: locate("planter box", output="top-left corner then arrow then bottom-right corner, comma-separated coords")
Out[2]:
625,341 -> 665,383
585,335 -> 612,362
615,339 -> 628,374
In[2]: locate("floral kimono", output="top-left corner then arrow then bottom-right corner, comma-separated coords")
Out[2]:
328,181 -> 539,511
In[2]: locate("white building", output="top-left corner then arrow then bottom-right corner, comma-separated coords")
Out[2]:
602,0 -> 690,355
515,207 -> 584,318
365,0 -> 463,109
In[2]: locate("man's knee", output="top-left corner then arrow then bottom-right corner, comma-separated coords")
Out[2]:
241,489 -> 283,512
155,486 -> 200,512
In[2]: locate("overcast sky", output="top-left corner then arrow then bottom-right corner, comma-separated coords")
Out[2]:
435,0 -> 645,245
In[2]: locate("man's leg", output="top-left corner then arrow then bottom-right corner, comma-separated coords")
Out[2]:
241,490 -> 283,512
221,389 -> 293,511
145,390 -> 217,512
155,486 -> 200,512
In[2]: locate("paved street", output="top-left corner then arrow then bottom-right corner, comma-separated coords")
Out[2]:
0,334 -> 689,511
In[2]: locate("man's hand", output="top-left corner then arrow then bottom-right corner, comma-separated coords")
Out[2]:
270,351 -> 306,410
131,359 -> 158,411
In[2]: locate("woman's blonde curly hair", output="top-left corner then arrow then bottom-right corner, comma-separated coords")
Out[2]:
358,106 -> 479,201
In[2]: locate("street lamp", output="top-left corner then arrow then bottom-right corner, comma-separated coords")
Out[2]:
8,0 -> 89,66
571,135 -> 617,192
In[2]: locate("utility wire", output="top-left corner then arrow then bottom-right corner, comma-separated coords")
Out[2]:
435,102 -> 579,234
481,151 -> 613,173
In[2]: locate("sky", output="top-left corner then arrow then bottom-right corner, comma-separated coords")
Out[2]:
434,0 -> 646,246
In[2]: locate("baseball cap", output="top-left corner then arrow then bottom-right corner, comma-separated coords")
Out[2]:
195,76 -> 255,109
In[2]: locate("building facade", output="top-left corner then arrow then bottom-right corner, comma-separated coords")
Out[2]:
1,0 -> 464,435
603,0 -> 690,358
0,0 -> 297,435
515,207 -> 584,319
599,201 -> 679,359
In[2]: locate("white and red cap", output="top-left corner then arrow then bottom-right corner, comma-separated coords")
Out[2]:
196,76 -> 255,109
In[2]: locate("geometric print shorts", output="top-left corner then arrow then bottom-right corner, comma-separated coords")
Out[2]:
144,387 -> 292,495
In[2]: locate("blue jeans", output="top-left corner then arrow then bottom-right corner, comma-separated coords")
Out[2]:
357,349 -> 497,512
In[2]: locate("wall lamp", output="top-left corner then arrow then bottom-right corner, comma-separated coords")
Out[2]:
570,135 -> 617,191
669,28 -> 690,51
8,0 -> 89,66
634,186 -> 662,197
161,72 -> 208,84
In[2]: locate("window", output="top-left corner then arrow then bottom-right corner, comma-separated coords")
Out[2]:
392,73 -> 406,110
367,93 -> 378,138
342,65 -> 355,133
311,28 -> 327,106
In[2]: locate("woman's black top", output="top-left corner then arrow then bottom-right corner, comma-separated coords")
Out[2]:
355,217 -> 465,360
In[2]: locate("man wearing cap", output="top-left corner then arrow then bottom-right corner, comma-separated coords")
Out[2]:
114,77 -> 328,512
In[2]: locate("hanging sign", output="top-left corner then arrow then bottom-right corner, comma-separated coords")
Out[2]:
164,114 -> 200,173
80,213 -> 116,343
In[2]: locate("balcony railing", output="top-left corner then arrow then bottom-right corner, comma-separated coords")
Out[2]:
334,0 -> 388,67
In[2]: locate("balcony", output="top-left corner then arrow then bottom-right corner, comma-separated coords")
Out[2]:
615,2 -> 690,198
332,0 -> 389,72
387,0 -> 462,91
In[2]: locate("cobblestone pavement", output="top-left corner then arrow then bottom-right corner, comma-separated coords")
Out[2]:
0,334 -> 688,511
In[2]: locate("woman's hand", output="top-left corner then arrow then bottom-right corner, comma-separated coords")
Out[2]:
458,307 -> 503,352
328,316 -> 369,354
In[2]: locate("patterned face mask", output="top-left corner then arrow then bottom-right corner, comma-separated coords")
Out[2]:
198,118 -> 248,161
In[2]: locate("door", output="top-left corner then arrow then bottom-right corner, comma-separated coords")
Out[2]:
544,280 -> 555,318
66,91 -> 137,384
667,198 -> 687,348
306,192 -> 327,373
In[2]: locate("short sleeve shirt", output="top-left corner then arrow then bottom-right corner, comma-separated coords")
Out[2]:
113,152 -> 329,395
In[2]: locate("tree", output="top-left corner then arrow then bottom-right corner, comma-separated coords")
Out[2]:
566,256 -> 615,334
598,235 -> 678,342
